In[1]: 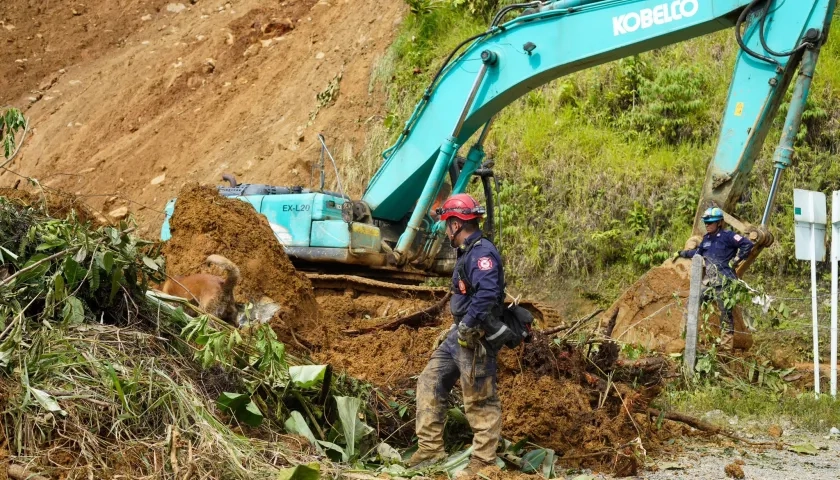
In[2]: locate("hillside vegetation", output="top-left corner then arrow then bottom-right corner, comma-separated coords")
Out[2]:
367,2 -> 840,311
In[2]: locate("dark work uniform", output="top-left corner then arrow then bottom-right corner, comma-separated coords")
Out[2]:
415,231 -> 504,464
679,229 -> 754,332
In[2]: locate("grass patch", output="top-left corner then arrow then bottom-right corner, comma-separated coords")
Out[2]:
664,384 -> 840,433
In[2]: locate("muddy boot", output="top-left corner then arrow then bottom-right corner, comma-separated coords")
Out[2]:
406,449 -> 446,468
454,458 -> 495,479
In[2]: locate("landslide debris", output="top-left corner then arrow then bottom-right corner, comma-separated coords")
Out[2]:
605,261 -> 753,353
0,195 -> 329,479
156,184 -> 686,475
161,183 -> 320,339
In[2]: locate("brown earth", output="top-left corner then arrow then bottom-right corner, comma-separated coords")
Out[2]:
308,289 -> 684,472
161,183 -> 319,333
0,0 -> 405,238
605,260 -> 753,354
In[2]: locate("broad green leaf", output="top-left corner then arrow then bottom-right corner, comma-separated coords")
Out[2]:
0,245 -> 18,261
53,274 -> 65,301
508,437 -> 529,454
217,392 -> 249,411
102,251 -> 114,273
216,392 -> 262,427
440,447 -> 473,477
29,387 -> 67,416
788,443 -> 819,455
316,440 -> 345,462
142,256 -> 159,271
335,396 -> 362,461
289,365 -> 327,388
284,411 -> 319,447
239,400 -> 263,427
63,257 -> 85,287
16,254 -> 51,283
276,463 -> 320,480
109,268 -> 123,304
89,263 -> 100,291
571,475 -> 596,480
35,238 -> 65,251
447,406 -> 469,425
541,448 -> 556,479
62,296 -> 85,324
521,449 -> 547,474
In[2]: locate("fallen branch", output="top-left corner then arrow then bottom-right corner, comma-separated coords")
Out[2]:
343,292 -> 452,335
543,308 -> 604,336
646,408 -> 778,447
8,464 -> 50,480
0,248 -> 75,286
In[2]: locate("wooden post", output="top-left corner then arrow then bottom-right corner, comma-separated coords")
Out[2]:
684,255 -> 704,377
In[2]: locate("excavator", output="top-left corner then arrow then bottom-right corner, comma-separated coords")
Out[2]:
160,0 -> 835,330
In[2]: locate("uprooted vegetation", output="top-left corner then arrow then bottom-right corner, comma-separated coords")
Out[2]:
0,187 -> 708,479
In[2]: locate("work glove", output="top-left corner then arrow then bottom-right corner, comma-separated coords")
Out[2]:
432,325 -> 453,351
730,256 -> 743,270
671,251 -> 682,263
457,323 -> 482,350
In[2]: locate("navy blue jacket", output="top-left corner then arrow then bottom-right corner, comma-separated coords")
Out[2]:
450,231 -> 505,329
679,229 -> 754,279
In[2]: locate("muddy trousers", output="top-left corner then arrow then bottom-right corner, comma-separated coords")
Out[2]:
415,340 -> 502,464
703,286 -> 734,334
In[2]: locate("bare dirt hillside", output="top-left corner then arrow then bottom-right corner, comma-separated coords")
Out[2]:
0,0 -> 405,235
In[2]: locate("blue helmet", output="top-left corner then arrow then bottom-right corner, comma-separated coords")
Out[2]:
702,207 -> 724,223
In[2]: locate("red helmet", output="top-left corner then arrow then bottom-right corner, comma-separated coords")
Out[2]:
436,193 -> 485,221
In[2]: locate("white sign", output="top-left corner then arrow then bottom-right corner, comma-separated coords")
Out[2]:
612,0 -> 699,36
794,189 -> 827,261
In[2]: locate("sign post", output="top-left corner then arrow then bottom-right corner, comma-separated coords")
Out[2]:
832,191 -> 840,398
794,189 -> 827,397
684,255 -> 704,377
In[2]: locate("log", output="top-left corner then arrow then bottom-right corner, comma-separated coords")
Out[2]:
343,292 -> 452,335
646,408 -> 777,446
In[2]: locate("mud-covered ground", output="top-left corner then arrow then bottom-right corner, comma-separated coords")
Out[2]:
155,185 -> 690,475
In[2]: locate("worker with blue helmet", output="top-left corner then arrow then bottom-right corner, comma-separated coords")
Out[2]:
673,207 -> 754,350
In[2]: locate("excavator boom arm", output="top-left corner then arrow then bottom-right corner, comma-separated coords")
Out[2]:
362,0 -> 834,266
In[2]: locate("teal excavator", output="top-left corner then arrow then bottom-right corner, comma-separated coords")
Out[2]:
160,0 -> 835,320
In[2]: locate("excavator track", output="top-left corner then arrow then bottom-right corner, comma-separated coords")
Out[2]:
306,273 -> 563,327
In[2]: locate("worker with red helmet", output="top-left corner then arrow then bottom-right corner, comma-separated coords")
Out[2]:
407,193 -> 505,477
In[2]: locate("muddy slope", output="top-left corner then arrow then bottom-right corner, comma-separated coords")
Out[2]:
1,0 -> 404,235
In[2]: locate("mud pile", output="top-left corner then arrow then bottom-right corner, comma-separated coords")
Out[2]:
308,291 -> 682,473
161,184 -> 318,334
156,183 -> 681,474
605,261 -> 752,353
0,188 -> 105,227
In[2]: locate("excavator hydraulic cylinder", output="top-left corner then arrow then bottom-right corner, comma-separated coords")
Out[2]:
762,47 -> 820,226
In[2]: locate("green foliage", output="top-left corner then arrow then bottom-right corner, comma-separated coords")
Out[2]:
0,107 -> 27,160
450,0 -> 494,17
631,236 -> 671,270
379,5 -> 840,305
621,67 -> 712,144
404,0 -> 446,16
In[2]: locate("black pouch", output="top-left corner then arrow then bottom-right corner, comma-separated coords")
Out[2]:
482,304 -> 534,351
